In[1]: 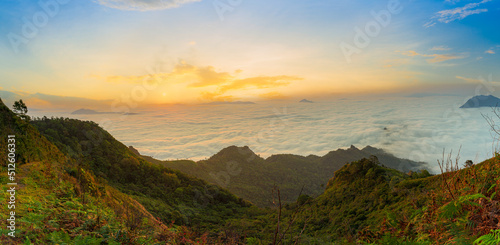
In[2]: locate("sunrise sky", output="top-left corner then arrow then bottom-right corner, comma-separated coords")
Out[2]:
1,0 -> 499,106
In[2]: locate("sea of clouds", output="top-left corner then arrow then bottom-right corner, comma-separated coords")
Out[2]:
30,96 -> 497,173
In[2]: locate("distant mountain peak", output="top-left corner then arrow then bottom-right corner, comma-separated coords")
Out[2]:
209,145 -> 262,162
71,108 -> 119,115
460,95 -> 500,108
299,99 -> 314,103
71,108 -> 137,115
362,145 -> 377,151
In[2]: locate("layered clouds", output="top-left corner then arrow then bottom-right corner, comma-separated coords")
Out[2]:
1,1 -> 498,103
425,0 -> 493,27
397,50 -> 466,64
39,96 -> 496,174
91,61 -> 303,102
94,0 -> 201,11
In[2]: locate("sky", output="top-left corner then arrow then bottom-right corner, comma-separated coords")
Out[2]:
0,0 -> 499,107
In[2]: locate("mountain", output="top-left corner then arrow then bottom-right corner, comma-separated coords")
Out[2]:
201,101 -> 255,105
140,144 -> 428,207
71,108 -> 118,115
0,99 -> 64,164
30,117 -> 251,229
0,98 -> 253,244
230,155 -> 500,244
4,96 -> 500,244
460,95 -> 500,108
299,99 -> 314,103
0,98 -> 168,244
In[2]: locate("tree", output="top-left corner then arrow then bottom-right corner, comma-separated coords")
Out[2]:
13,99 -> 29,121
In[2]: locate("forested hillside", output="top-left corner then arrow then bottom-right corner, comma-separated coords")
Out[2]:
0,98 -> 252,244
141,145 -> 427,207
30,117 -> 251,230
225,157 -> 500,244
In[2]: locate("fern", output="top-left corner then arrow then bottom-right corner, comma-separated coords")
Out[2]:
365,235 -> 432,245
23,237 -> 33,245
48,231 -> 72,244
73,235 -> 105,245
474,229 -> 500,245
488,184 -> 497,200
488,184 -> 496,192
440,193 -> 487,219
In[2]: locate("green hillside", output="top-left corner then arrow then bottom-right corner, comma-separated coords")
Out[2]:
0,98 -> 252,244
3,97 -> 500,244
30,117 -> 251,229
233,156 -> 500,244
0,98 -> 166,244
141,145 -> 427,207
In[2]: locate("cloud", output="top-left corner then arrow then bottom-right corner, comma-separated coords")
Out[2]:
94,0 -> 201,11
93,61 -> 303,102
427,54 -> 465,63
425,0 -> 492,27
397,50 -> 466,63
259,91 -> 287,100
92,62 -> 233,86
0,90 -> 112,109
219,76 -> 301,93
200,92 -> 236,101
91,73 -> 172,84
399,50 -> 420,57
107,96 -> 493,174
186,65 -> 233,87
201,75 -> 302,101
456,75 -> 482,83
430,46 -> 452,51
483,45 -> 499,54
456,75 -> 500,85
23,97 -> 52,108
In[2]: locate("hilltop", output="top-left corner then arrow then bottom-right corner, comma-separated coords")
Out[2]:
460,95 -> 500,108
228,156 -> 500,244
0,98 -> 166,244
140,144 -> 427,207
299,99 -> 314,103
0,98 -> 251,244
71,109 -> 117,115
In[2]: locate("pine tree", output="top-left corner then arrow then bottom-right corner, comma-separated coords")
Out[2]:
13,99 -> 29,121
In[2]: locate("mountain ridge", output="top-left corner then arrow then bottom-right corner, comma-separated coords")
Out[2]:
139,144 -> 428,207
2,97 -> 500,244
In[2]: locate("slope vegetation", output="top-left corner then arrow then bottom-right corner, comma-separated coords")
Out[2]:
142,145 -> 427,207
236,156 -> 500,244
0,98 -> 250,244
